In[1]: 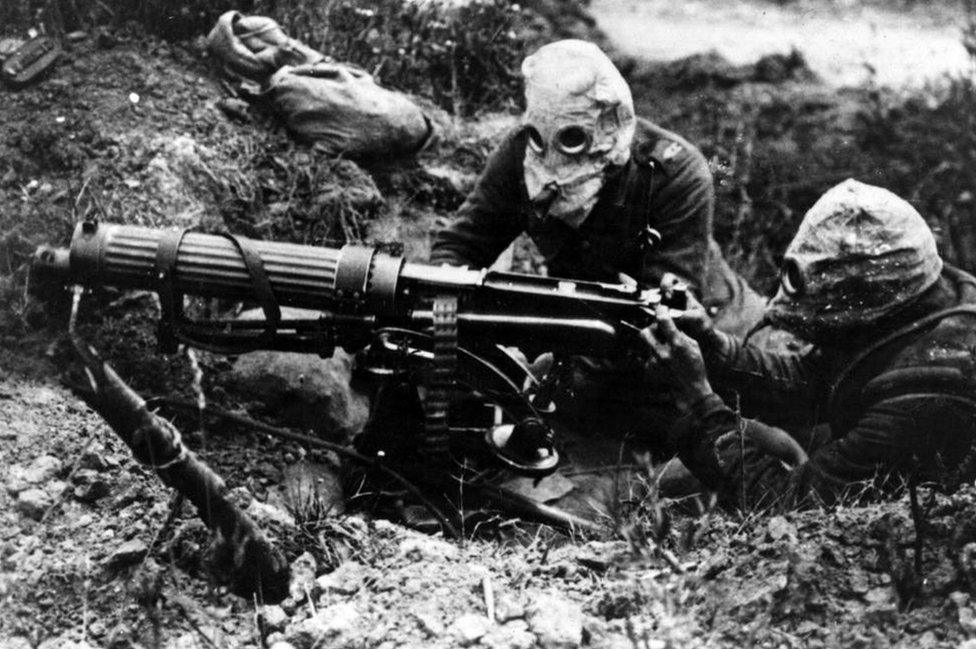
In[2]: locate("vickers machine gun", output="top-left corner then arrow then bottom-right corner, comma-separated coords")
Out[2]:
33,219 -> 686,494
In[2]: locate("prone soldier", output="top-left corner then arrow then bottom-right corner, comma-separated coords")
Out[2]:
642,179 -> 976,509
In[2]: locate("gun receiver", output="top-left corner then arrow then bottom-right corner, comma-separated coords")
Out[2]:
33,220 -> 685,480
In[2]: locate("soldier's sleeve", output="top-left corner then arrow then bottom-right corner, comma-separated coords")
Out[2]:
641,139 -> 713,293
702,330 -> 823,418
674,393 -> 951,511
428,131 -> 526,268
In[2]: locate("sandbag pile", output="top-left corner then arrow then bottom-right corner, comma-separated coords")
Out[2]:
207,11 -> 433,160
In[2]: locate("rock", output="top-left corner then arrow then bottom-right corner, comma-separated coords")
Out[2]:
79,449 -> 118,471
216,97 -> 252,122
483,620 -> 537,649
414,609 -> 445,637
72,469 -> 111,503
226,325 -> 369,439
285,602 -> 359,649
494,594 -> 526,622
766,516 -> 797,542
163,633 -> 200,649
399,536 -> 460,562
575,541 -> 623,572
2,637 -> 32,649
863,587 -> 895,606
526,593 -> 584,649
269,642 -> 298,649
863,587 -> 898,626
316,561 -> 366,596
247,498 -> 297,529
960,605 -> 976,635
261,605 -> 289,633
16,487 -> 53,520
289,551 -> 318,602
959,640 -> 976,649
105,539 -> 149,569
7,455 -> 63,494
449,614 -> 491,645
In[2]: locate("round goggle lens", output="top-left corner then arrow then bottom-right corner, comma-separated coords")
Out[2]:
780,258 -> 805,297
526,126 -> 545,154
556,126 -> 588,155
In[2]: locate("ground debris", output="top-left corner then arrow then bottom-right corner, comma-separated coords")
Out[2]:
104,538 -> 148,569
526,592 -> 584,649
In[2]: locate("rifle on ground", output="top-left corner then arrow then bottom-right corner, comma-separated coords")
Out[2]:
33,219 -> 685,494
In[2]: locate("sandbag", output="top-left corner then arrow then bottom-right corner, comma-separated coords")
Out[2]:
266,62 -> 433,159
207,11 -> 325,84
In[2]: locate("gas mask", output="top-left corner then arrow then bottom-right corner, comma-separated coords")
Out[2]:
764,179 -> 943,342
521,40 -> 636,228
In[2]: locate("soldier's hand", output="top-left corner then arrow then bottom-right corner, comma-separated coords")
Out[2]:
660,273 -> 714,341
641,304 -> 714,408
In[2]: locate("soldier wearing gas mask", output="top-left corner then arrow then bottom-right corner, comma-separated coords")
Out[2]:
642,179 -> 976,509
430,39 -> 763,459
430,39 -> 761,336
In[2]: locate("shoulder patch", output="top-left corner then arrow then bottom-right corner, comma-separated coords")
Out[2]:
661,141 -> 683,161
636,137 -> 689,176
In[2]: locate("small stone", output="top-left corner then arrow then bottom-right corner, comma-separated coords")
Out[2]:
482,620 -> 536,649
261,605 -> 289,633
2,637 -> 32,649
73,470 -> 111,503
526,593 -> 583,649
960,606 -> 976,635
766,515 -> 796,542
951,591 -> 971,607
494,595 -> 526,623
247,499 -> 296,529
79,450 -> 119,471
863,587 -> 894,606
575,541 -> 621,572
66,30 -> 88,42
106,539 -> 149,569
414,609 -> 445,637
216,97 -> 252,122
399,536 -> 460,562
285,602 -> 359,649
449,614 -> 491,646
289,551 -> 318,601
7,455 -> 63,494
16,488 -> 53,520
269,642 -> 297,649
316,561 -> 365,596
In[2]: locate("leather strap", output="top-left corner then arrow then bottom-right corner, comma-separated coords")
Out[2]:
155,228 -> 190,354
154,229 -> 282,352
220,233 -> 281,341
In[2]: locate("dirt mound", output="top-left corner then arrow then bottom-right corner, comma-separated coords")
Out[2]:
3,354 -> 975,647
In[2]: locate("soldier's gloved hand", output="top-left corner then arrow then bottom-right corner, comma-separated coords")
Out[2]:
641,304 -> 714,410
660,273 -> 713,341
